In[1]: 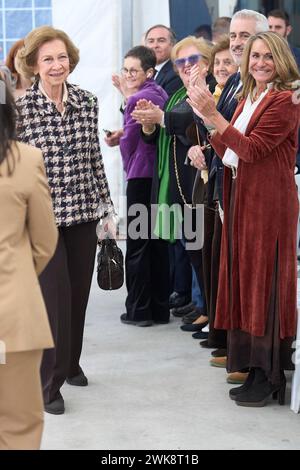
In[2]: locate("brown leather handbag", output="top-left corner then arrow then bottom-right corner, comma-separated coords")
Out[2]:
97,239 -> 124,290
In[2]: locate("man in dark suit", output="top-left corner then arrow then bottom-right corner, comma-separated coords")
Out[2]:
145,24 -> 183,97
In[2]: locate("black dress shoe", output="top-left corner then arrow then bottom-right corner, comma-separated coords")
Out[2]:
199,340 -> 221,349
120,313 -> 153,327
154,319 -> 170,324
171,302 -> 195,317
45,393 -> 65,415
180,321 -> 208,332
66,367 -> 88,387
169,292 -> 191,309
192,331 -> 209,340
211,348 -> 227,357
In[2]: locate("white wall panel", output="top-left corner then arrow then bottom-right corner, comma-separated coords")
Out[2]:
132,0 -> 170,45
218,0 -> 237,17
52,0 -> 124,210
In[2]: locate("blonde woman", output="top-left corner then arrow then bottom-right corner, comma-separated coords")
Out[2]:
188,31 -> 300,407
132,36 -> 215,330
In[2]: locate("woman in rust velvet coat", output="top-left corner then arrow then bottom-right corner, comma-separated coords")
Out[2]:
188,31 -> 300,407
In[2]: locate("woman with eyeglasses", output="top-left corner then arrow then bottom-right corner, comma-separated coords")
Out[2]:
16,26 -> 115,415
0,73 -> 57,449
131,36 -> 215,331
105,46 -> 170,327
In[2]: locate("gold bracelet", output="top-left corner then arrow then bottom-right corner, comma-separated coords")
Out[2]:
142,125 -> 156,135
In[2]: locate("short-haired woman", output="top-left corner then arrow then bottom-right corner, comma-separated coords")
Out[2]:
105,46 -> 170,327
16,26 -> 115,415
131,36 -> 216,331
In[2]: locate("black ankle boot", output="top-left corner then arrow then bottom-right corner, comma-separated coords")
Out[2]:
229,368 -> 255,400
235,368 -> 286,408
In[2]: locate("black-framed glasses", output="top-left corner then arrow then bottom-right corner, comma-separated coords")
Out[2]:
120,67 -> 144,78
174,54 -> 202,69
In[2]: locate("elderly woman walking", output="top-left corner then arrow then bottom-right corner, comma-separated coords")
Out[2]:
16,26 -> 115,415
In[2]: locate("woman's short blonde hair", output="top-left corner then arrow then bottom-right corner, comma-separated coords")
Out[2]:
240,31 -> 300,100
16,26 -> 80,79
209,35 -> 231,72
171,36 -> 212,68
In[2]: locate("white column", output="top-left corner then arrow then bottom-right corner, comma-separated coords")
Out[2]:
132,0 -> 170,46
218,0 -> 237,17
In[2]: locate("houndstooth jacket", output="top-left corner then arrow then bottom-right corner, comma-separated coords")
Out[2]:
16,81 -> 113,227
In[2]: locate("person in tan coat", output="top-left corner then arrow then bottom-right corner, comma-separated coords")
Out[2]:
0,76 -> 58,450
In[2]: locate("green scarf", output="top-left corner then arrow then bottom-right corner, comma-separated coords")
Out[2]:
154,86 -> 187,243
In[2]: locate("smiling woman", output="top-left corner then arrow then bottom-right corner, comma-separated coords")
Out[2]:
188,31 -> 300,408
15,26 -> 115,416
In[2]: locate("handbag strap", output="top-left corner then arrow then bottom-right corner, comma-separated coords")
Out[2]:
173,127 -> 201,209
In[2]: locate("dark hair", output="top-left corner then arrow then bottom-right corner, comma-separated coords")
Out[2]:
145,24 -> 177,46
0,76 -> 18,175
124,46 -> 157,71
268,9 -> 290,26
194,24 -> 213,41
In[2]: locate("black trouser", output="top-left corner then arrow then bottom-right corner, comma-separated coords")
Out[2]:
183,206 -> 207,316
40,221 -> 97,404
125,178 -> 170,322
202,206 -> 227,348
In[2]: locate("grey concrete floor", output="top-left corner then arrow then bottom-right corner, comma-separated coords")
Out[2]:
41,243 -> 300,450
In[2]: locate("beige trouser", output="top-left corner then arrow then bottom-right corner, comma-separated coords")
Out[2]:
0,350 -> 44,450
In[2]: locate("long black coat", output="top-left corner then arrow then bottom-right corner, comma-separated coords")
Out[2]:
143,98 -> 197,207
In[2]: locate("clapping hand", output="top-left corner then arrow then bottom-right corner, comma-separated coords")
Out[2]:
131,99 -> 163,127
134,99 -> 152,111
189,64 -> 208,88
187,83 -> 217,121
112,74 -> 136,99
